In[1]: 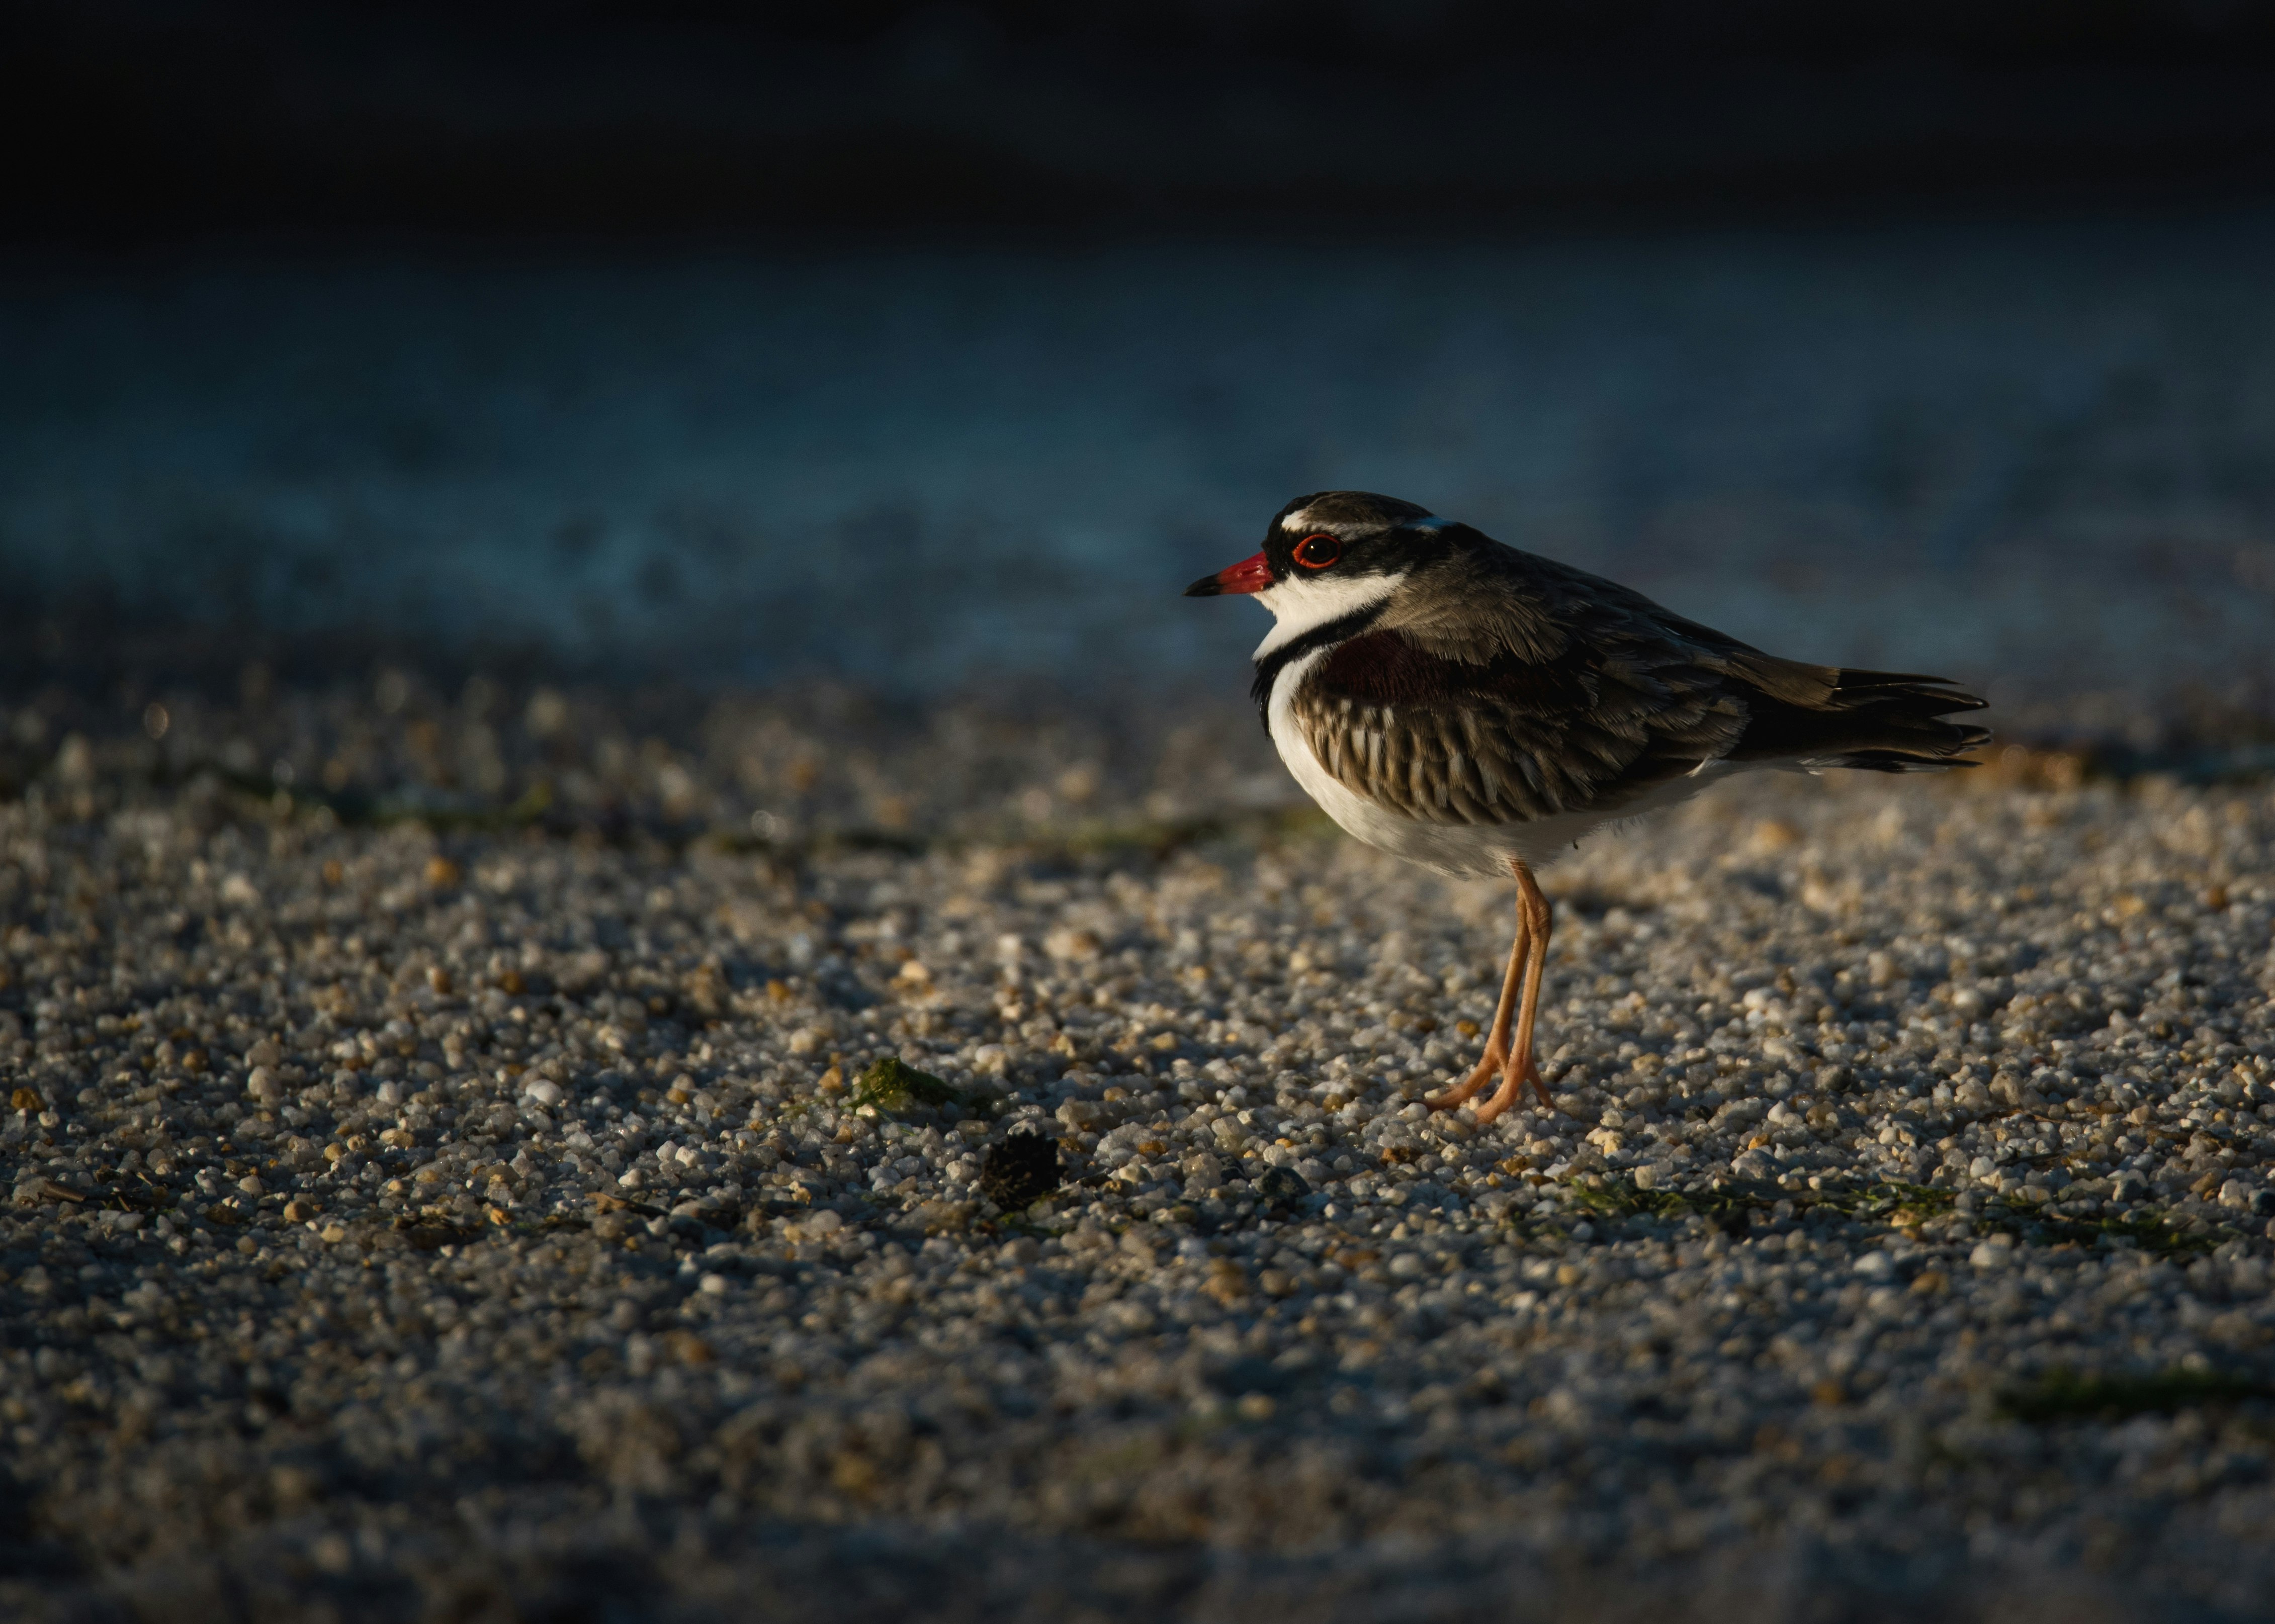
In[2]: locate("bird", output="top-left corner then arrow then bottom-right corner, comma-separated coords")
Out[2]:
1185,491 -> 1988,1125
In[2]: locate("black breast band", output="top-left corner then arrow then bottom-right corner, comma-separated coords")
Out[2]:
1248,603 -> 1388,731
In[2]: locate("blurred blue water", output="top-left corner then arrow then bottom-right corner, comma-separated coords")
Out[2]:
6,211 -> 2275,721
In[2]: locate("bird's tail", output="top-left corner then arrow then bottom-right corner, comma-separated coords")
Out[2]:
1727,660 -> 1990,772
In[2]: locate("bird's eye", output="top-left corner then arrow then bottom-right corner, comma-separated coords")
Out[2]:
1293,534 -> 1341,569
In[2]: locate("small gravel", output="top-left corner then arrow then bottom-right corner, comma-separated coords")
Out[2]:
5,697 -> 2275,1620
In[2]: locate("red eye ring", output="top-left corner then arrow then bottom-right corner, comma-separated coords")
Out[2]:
1293,533 -> 1341,569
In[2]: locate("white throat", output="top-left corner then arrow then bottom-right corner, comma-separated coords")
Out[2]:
1251,570 -> 1405,660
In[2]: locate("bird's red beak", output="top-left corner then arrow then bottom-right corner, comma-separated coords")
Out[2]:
1183,552 -> 1274,597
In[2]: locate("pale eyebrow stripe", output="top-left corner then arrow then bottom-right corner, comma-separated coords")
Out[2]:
1281,510 -> 1449,533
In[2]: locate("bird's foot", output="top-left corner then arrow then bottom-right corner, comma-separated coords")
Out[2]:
1425,1045 -> 1508,1113
1471,1050 -> 1550,1126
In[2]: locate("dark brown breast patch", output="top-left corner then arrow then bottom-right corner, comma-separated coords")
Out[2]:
1312,631 -> 1597,716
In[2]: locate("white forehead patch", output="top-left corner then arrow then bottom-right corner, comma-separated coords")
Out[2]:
1280,509 -> 1321,533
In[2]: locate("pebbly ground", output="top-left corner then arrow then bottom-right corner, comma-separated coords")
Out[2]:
5,690 -> 2275,1620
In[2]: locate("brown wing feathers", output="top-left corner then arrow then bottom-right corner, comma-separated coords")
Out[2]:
1723,656 -> 1990,772
1288,549 -> 1987,827
1292,630 -> 1752,825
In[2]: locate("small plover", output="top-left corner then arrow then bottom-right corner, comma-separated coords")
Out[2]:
1187,491 -> 1988,1124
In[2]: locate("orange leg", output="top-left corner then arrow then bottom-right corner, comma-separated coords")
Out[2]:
1430,860 -> 1555,1125
1424,899 -> 1529,1112
1478,864 -> 1555,1122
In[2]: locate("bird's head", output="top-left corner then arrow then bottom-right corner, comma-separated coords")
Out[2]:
1184,491 -> 1455,652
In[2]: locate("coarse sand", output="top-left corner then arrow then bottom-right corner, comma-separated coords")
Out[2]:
4,689 -> 2275,1620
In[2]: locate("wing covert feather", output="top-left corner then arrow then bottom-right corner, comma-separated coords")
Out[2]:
1284,549 -> 1763,826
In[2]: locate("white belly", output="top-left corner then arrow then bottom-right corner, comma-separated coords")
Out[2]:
1263,648 -> 1726,879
